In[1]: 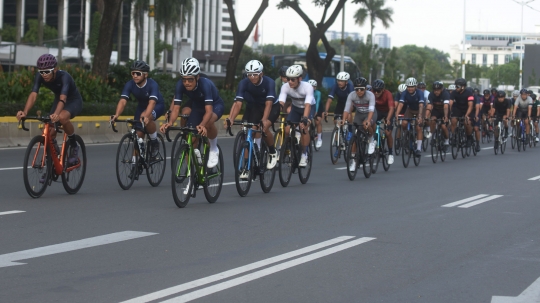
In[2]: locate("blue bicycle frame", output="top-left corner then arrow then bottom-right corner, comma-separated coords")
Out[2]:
238,127 -> 260,173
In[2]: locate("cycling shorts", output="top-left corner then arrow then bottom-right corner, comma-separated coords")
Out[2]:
49,97 -> 83,119
186,103 -> 224,128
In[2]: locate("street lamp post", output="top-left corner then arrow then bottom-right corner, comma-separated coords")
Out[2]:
461,0 -> 466,79
516,0 -> 535,90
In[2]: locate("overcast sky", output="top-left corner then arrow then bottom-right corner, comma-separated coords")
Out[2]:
236,0 -> 540,53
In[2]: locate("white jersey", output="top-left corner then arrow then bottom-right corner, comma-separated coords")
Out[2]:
344,91 -> 375,114
424,90 -> 430,103
278,81 -> 315,108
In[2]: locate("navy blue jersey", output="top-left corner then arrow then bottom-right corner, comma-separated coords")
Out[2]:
235,76 -> 277,105
328,82 -> 354,103
399,89 -> 425,111
174,77 -> 224,108
121,78 -> 165,108
32,70 -> 82,101
428,89 -> 450,111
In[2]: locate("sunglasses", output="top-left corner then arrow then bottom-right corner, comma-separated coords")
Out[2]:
286,77 -> 298,82
131,71 -> 146,77
354,87 -> 366,92
247,72 -> 261,78
374,89 -> 383,93
455,85 -> 462,89
39,69 -> 54,75
181,77 -> 196,83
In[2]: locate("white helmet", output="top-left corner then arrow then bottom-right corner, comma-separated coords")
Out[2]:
448,84 -> 456,90
286,65 -> 303,78
398,84 -> 407,93
405,77 -> 418,87
180,58 -> 200,76
308,79 -> 317,87
336,72 -> 350,81
512,90 -> 520,96
245,60 -> 263,73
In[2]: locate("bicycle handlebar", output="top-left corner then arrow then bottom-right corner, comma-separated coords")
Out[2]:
19,116 -> 61,133
109,116 -> 146,133
164,125 -> 199,142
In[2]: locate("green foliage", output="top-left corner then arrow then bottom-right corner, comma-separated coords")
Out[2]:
261,44 -> 306,55
486,59 -> 520,87
0,24 -> 16,42
153,39 -> 173,66
0,19 -> 57,44
88,11 -> 102,56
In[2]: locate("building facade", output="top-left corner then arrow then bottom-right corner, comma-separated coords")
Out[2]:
373,33 -> 390,49
325,30 -> 363,42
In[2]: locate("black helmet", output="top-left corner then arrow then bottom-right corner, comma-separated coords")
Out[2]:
432,81 -> 444,90
354,77 -> 368,87
491,87 -> 498,93
527,90 -> 533,95
474,88 -> 480,93
279,66 -> 289,77
520,88 -> 528,94
531,93 -> 537,100
417,82 -> 426,89
130,60 -> 150,72
366,84 -> 372,91
455,78 -> 467,87
483,89 -> 490,95
372,79 -> 385,90
497,90 -> 506,98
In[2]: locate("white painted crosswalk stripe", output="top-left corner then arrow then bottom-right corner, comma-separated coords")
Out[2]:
442,194 -> 504,208
458,195 -> 504,208
528,175 -> 540,181
0,210 -> 25,216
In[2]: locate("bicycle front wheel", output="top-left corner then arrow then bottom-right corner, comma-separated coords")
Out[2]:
413,133 -> 421,167
233,130 -> 246,168
431,136 -> 438,164
511,127 -> 517,149
329,128 -> 340,164
115,133 -> 138,190
451,132 -> 459,160
279,137 -> 293,187
62,135 -> 87,194
381,136 -> 390,172
346,136 -> 358,181
23,136 -> 52,198
259,141 -> 276,193
501,136 -> 506,154
298,144 -> 312,184
204,145 -> 224,203
394,127 -> 402,156
360,134 -> 372,178
402,130 -> 411,168
170,132 -> 185,170
235,142 -> 252,197
171,144 -> 193,208
146,134 -> 166,187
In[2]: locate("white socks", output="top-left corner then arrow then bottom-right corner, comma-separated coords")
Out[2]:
149,131 -> 157,140
254,137 -> 261,148
417,140 -> 422,150
317,133 -> 322,140
209,137 -> 218,153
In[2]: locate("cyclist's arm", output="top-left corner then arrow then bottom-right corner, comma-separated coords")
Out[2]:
528,104 -> 532,117
21,92 -> 38,116
465,100 -> 473,117
396,102 -> 403,118
342,94 -> 353,123
444,103 -> 449,119
228,100 -> 243,122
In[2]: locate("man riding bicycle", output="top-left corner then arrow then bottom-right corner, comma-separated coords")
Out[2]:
373,79 -> 395,164
323,72 -> 354,122
512,88 -> 533,138
396,77 -> 425,157
449,78 -> 474,148
310,79 -> 324,148
490,90 -> 511,139
427,81 -> 450,152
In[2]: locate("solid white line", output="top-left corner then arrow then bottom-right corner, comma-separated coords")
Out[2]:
441,194 -> 489,208
482,147 -> 494,150
0,167 -> 25,171
528,175 -> 540,181
458,195 -> 504,208
120,236 -> 356,303
0,210 -> 25,216
162,237 -> 376,303
0,231 -> 157,268
491,276 -> 540,302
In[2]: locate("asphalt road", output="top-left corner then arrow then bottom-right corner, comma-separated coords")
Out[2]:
1,131 -> 540,303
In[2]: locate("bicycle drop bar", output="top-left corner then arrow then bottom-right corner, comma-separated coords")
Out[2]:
20,116 -> 62,133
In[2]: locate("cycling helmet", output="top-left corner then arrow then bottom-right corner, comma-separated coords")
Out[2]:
512,90 -> 520,96
372,79 -> 385,90
366,84 -> 372,91
286,65 -> 303,78
483,89 -> 490,95
405,77 -> 417,87
354,77 -> 368,87
417,82 -> 426,89
398,84 -> 407,93
245,60 -> 263,73
491,88 -> 498,93
308,79 -> 317,87
532,93 -> 537,100
180,58 -> 200,76
473,88 -> 480,93
336,71 -> 350,81
36,54 -> 57,69
497,90 -> 506,98
279,66 -> 289,77
455,78 -> 467,87
448,84 -> 456,90
130,60 -> 150,72
520,88 -> 528,94
527,90 -> 533,95
432,81 -> 444,90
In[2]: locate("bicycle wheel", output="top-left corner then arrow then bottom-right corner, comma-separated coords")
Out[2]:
461,132 -> 468,158
440,139 -> 447,162
451,132 -> 459,160
517,130 -> 522,151
394,127 -> 402,156
371,139 -> 380,174
494,139 -> 499,155
381,136 -> 390,172
170,132 -> 185,170
311,124 -> 320,152
501,136 -> 506,154
171,144 -> 193,208
204,145 -> 224,203
146,134 -> 166,187
360,135 -> 372,178
329,127 -> 340,164
298,144 -> 312,184
233,130 -> 246,168
279,137 -> 293,187
346,136 -> 358,181
62,135 -> 87,194
401,130 -> 411,168
259,141 -> 276,193
472,136 -> 478,156
413,132 -> 421,167
23,136 -> 52,198
511,127 -> 517,149
431,136 -> 438,164
115,133 -> 138,190
524,133 -> 529,150
234,142 -> 252,197
422,130 -> 428,152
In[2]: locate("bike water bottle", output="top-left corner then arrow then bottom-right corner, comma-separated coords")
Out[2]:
295,129 -> 301,143
138,137 -> 145,156
346,129 -> 352,141
194,149 -> 203,165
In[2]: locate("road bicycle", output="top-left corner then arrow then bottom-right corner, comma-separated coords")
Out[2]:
165,126 -> 224,208
165,111 -> 190,170
20,115 -> 86,198
514,118 -> 528,152
481,116 -> 493,144
371,120 -> 390,173
493,118 -> 508,155
430,119 -> 447,163
528,118 -> 537,148
227,120 -> 276,197
278,121 -> 313,187
111,118 -> 166,190
326,113 -> 350,165
451,117 -> 469,159
399,116 -> 421,168
346,122 -> 373,180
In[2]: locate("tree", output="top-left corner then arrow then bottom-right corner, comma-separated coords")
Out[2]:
277,0 -> 348,86
0,20 -> 57,44
223,0 -> 269,89
88,11 -> 102,56
156,0 -> 193,71
92,0 -> 124,79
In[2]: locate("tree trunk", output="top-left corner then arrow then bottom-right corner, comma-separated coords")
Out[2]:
38,0 -> 45,45
96,0 -> 105,14
92,0 -> 123,79
138,9 -> 144,60
224,38 -> 243,89
305,33 -> 335,86
117,1 -> 123,64
162,24 -> 168,73
57,0 -> 64,62
16,0 -> 22,43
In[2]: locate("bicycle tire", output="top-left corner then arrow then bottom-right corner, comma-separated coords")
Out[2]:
279,137 -> 293,187
472,137 -> 478,156
146,134 -> 166,187
381,136 -> 390,172
359,133 -> 372,178
23,136 -> 51,198
298,144 -> 312,184
115,133 -> 138,190
517,130 -> 522,152
511,127 -> 517,149
310,123 -> 320,152
402,130 -> 411,168
329,127 -> 340,164
259,140 -> 276,193
346,136 -> 358,181
431,136 -> 438,164
422,135 -> 428,152
440,140 -> 447,162
394,127 -> 402,156
494,139 -> 499,155
451,132 -> 459,160
461,131 -> 468,159
372,138 -> 380,174
501,137 -> 506,154
233,130 -> 246,168
171,144 -> 193,208
235,142 -> 252,197
203,145 -> 224,203
170,131 -> 185,170
413,132 -> 421,167
62,135 -> 87,194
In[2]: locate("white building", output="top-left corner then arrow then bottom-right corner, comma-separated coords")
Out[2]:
373,33 -> 391,49
325,30 -> 363,42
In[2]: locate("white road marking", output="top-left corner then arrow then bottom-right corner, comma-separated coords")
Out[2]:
161,237 -> 376,303
0,167 -> 26,171
458,195 -> 504,208
528,175 -> 540,181
120,236 -> 357,303
0,210 -> 25,216
492,276 -> 540,302
0,231 -> 157,268
441,194 -> 489,207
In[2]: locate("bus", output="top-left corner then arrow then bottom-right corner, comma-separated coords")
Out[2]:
271,53 -> 361,89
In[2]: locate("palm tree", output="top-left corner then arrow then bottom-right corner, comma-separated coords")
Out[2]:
156,0 -> 193,71
353,0 -> 393,50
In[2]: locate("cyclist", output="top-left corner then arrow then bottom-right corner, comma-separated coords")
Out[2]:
277,65 -> 315,167
418,81 -> 432,139
470,88 -> 483,153
16,54 -> 83,167
532,93 -> 540,142
449,78 -> 474,148
448,84 -> 456,94
275,66 -> 291,113
490,88 -> 498,101
342,77 -> 376,171
161,58 -> 224,168
490,90 -> 511,139
480,89 -> 493,135
111,60 -> 165,170
310,79 -> 324,148
512,88 -> 533,138
373,79 -> 395,164
395,77 -> 425,157
427,81 -> 450,151
224,60 -> 279,169
323,72 -> 354,123
393,83 -> 407,146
